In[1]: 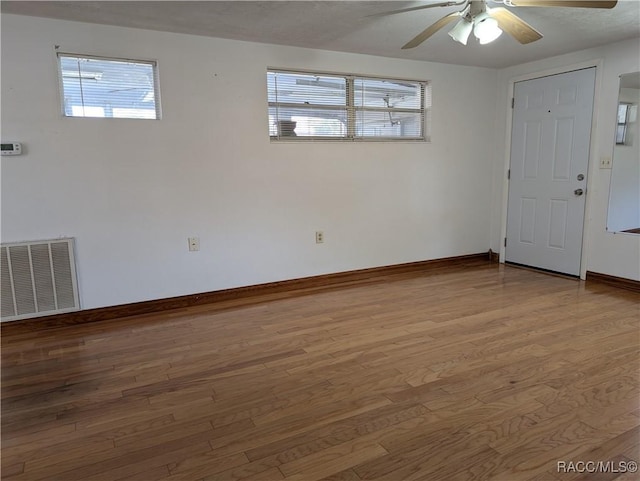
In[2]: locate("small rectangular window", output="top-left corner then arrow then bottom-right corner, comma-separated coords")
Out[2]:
268,69 -> 429,141
267,71 -> 347,138
616,103 -> 629,145
353,77 -> 424,139
58,54 -> 160,119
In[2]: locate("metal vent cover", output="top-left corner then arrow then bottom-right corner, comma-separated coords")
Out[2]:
1,238 -> 79,321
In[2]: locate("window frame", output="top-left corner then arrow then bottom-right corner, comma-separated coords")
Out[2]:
57,52 -> 161,120
268,68 -> 429,142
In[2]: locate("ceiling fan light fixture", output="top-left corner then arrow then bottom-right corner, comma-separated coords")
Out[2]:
473,13 -> 503,45
448,18 -> 473,45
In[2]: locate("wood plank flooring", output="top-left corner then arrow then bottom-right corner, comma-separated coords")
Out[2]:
2,263 -> 639,481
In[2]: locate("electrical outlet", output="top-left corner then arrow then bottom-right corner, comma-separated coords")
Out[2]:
188,237 -> 200,251
600,156 -> 612,169
315,231 -> 324,244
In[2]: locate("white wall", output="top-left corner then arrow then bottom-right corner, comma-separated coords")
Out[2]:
1,14 -> 498,311
608,88 -> 640,233
490,38 -> 640,281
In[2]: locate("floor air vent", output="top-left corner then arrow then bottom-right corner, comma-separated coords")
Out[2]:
1,238 -> 79,321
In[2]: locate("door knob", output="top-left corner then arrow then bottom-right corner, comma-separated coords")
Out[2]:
574,188 -> 584,196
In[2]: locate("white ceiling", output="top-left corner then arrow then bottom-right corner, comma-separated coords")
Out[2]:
2,0 -> 639,68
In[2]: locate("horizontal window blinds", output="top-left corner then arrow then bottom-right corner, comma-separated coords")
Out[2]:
268,69 -> 429,141
268,71 -> 348,138
58,54 -> 160,119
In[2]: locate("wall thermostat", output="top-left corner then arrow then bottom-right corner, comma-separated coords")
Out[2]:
1,142 -> 22,156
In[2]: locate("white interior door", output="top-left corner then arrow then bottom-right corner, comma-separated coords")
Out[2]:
506,68 -> 596,276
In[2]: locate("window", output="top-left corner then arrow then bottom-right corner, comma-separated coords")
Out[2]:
267,69 -> 429,141
616,103 -> 630,145
58,54 -> 160,119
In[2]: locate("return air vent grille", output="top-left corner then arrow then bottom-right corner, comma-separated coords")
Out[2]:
1,238 -> 79,321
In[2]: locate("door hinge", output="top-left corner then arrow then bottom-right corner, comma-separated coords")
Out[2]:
504,237 -> 507,247
507,169 -> 510,180
511,97 -> 515,109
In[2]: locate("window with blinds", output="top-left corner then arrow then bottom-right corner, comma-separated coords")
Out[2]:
268,70 -> 430,141
616,103 -> 630,145
58,54 -> 160,119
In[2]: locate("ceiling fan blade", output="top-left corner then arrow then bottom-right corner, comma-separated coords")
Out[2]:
489,7 -> 543,44
402,12 -> 460,49
507,0 -> 617,8
367,0 -> 467,18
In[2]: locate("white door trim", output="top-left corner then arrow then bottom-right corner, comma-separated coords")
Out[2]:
499,58 -> 604,280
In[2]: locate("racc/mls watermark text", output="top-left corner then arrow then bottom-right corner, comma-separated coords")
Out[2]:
557,460 -> 638,474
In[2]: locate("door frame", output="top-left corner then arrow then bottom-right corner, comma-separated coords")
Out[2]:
499,59 -> 604,280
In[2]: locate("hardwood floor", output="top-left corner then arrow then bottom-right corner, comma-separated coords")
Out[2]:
2,263 -> 639,481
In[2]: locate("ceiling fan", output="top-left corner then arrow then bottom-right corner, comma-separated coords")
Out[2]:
374,0 -> 618,48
